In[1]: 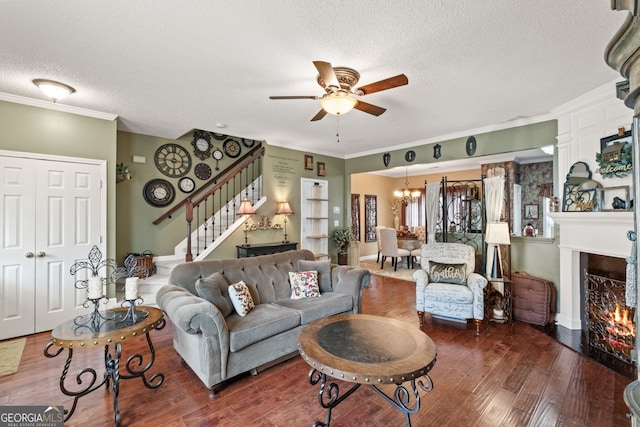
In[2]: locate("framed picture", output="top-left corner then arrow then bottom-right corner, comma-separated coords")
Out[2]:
524,204 -> 539,220
317,162 -> 326,177
364,195 -> 377,242
304,155 -> 314,170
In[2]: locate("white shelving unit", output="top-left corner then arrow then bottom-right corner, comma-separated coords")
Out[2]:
300,178 -> 329,259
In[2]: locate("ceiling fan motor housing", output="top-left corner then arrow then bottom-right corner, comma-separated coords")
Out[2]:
317,67 -> 362,95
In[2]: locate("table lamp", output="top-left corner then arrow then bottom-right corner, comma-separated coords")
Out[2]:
485,222 -> 511,279
277,201 -> 293,243
237,198 -> 256,246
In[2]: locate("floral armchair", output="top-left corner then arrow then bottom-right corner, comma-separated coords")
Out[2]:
413,242 -> 488,334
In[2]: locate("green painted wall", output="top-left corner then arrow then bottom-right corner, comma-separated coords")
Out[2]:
345,120 -> 558,174
115,134 -> 347,262
0,100 -> 118,261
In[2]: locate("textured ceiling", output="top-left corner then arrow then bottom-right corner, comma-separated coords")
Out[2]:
0,1 -> 628,159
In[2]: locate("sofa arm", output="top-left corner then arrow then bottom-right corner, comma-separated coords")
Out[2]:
156,284 -> 231,378
467,272 -> 488,320
331,266 -> 370,314
413,269 -> 429,312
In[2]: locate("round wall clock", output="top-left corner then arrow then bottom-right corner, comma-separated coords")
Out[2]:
241,138 -> 255,148
211,132 -> 226,140
178,177 -> 195,193
143,179 -> 175,207
194,163 -> 212,180
192,131 -> 213,161
223,139 -> 241,158
466,136 -> 477,156
154,143 -> 192,178
405,150 -> 416,162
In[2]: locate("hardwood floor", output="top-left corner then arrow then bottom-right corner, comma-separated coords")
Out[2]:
0,274 -> 632,426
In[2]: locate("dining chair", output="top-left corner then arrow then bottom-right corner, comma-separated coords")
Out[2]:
379,228 -> 412,271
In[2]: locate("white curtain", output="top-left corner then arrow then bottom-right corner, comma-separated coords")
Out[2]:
484,175 -> 505,276
425,182 -> 440,243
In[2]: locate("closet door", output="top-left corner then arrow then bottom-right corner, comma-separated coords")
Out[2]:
0,155 -> 102,339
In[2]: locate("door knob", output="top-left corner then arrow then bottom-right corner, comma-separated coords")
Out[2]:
37,252 -> 46,257
25,252 -> 34,258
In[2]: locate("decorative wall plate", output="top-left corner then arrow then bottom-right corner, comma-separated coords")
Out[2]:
466,136 -> 477,156
433,144 -> 442,159
143,179 -> 175,207
154,143 -> 192,178
194,163 -> 212,180
223,139 -> 241,158
405,150 -> 416,162
383,152 -> 390,167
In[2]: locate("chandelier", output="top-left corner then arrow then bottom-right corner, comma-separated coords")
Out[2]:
394,168 -> 421,205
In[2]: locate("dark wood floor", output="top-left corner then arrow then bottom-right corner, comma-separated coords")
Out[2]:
0,274 -> 633,426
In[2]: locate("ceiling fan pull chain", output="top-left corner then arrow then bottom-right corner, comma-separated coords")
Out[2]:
336,116 -> 340,143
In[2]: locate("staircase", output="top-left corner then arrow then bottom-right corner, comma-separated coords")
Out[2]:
136,145 -> 266,305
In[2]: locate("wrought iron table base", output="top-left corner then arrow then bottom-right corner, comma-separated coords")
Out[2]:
44,319 -> 165,426
308,368 -> 434,427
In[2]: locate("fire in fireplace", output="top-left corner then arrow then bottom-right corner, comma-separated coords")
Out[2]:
582,253 -> 637,379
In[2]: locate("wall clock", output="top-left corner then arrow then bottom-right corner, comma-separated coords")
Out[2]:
223,139 -> 241,158
405,150 -> 416,162
212,148 -> 223,170
143,178 -> 175,207
211,132 -> 226,140
466,136 -> 477,156
241,138 -> 255,148
154,143 -> 192,178
191,131 -> 213,161
178,177 -> 195,193
194,163 -> 212,180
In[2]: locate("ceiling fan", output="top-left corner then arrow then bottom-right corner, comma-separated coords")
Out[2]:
269,61 -> 408,121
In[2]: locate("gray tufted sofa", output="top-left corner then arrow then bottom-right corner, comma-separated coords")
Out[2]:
156,249 -> 370,390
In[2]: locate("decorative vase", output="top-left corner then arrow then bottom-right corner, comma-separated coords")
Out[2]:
393,214 -> 400,231
337,252 -> 348,265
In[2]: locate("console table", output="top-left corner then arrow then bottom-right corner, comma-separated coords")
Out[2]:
236,241 -> 298,258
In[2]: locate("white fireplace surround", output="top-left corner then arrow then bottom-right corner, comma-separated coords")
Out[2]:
549,212 -> 634,330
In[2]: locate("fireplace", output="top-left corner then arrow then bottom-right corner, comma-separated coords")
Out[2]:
582,253 -> 636,378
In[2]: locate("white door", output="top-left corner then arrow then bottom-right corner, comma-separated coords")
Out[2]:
0,155 -> 103,339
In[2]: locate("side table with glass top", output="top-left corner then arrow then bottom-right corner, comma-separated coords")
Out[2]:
44,306 -> 165,426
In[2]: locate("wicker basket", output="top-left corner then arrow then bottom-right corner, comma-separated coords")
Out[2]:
136,250 -> 154,278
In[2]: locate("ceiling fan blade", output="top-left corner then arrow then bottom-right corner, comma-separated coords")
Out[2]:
313,61 -> 340,89
310,109 -> 328,121
269,95 -> 320,100
354,101 -> 386,116
357,74 -> 408,95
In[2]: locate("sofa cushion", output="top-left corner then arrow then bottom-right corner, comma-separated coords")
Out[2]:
226,304 -> 301,352
423,282 -> 474,304
272,292 -> 353,324
195,272 -> 233,317
297,259 -> 331,292
228,281 -> 255,317
428,261 -> 467,285
289,271 -> 320,299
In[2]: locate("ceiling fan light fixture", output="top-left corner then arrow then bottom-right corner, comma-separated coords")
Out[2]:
320,92 -> 357,115
32,79 -> 75,102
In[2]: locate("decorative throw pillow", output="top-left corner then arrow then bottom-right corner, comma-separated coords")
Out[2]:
288,271 -> 320,299
428,261 -> 467,285
297,259 -> 331,292
228,281 -> 255,316
196,273 -> 233,317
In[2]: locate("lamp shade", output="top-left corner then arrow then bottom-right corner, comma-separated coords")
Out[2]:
237,198 -> 256,215
277,201 -> 293,215
320,92 -> 357,115
485,222 -> 511,245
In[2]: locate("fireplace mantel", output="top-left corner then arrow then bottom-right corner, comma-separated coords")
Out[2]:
549,211 -> 634,329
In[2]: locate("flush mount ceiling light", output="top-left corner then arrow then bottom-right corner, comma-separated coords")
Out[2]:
32,79 -> 76,102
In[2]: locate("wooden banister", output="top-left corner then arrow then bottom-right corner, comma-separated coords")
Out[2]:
153,143 -> 264,225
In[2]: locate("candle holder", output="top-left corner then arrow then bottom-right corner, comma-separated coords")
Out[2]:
73,296 -> 115,331
117,297 -> 147,323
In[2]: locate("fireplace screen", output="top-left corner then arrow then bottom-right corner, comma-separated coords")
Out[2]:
584,271 -> 636,365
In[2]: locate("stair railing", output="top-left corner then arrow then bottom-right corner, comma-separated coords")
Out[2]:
184,146 -> 265,261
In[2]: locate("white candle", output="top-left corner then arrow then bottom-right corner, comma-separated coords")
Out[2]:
125,277 -> 139,300
87,276 -> 103,299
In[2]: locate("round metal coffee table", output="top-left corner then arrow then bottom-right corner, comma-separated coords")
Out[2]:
298,314 -> 437,427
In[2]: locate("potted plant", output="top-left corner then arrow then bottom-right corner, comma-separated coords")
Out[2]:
331,227 -> 354,265
116,163 -> 132,183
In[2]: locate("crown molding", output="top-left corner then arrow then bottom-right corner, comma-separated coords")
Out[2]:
0,92 -> 117,122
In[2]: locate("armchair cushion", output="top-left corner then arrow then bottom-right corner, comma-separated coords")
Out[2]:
428,261 -> 467,285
